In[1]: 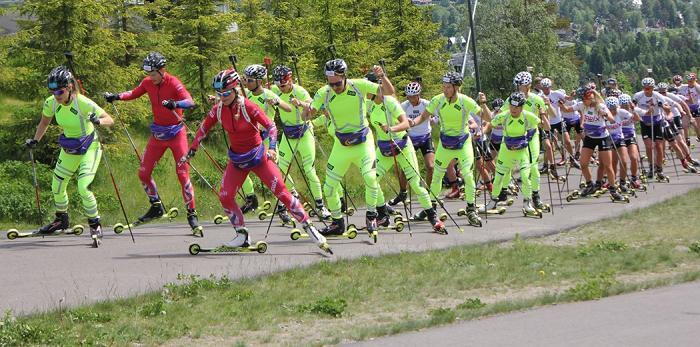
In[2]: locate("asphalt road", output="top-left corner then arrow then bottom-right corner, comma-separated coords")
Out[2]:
2,151 -> 700,315
350,280 -> 700,347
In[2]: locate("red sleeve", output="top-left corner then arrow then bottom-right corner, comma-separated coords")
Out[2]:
192,106 -> 219,150
119,78 -> 148,101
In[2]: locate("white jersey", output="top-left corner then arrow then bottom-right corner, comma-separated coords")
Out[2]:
632,91 -> 670,125
540,89 -> 567,125
402,99 -> 431,137
662,92 -> 685,118
619,108 -> 638,139
678,84 -> 700,106
574,102 -> 609,139
608,108 -> 632,141
562,99 -> 580,122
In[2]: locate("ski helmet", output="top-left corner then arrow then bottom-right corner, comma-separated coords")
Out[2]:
509,92 -> 526,107
687,73 -> 697,81
442,72 -> 462,86
641,77 -> 655,87
605,96 -> 619,109
405,82 -> 422,96
619,94 -> 632,106
656,82 -> 669,91
513,71 -> 532,86
143,52 -> 166,72
272,65 -> 293,84
244,64 -> 267,80
540,78 -> 552,88
47,66 -> 74,90
325,59 -> 347,76
491,98 -> 504,109
212,69 -> 240,91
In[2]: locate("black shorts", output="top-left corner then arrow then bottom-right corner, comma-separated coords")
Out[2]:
624,137 -> 637,147
663,122 -> 678,141
565,120 -> 582,134
673,116 -> 682,129
412,138 -> 435,156
550,122 -> 564,137
473,140 -> 492,161
583,136 -> 613,151
691,105 -> 700,118
490,140 -> 502,152
539,127 -> 551,141
640,123 -> 664,141
612,138 -> 626,148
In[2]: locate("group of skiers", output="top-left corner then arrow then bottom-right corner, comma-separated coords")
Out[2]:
19,51 -> 700,253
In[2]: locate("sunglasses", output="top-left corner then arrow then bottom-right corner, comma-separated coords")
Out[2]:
216,89 -> 235,97
50,88 -> 66,96
245,78 -> 257,83
328,80 -> 344,88
274,80 -> 289,86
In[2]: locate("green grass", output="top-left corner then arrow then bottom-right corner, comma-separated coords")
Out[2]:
3,189 -> 700,346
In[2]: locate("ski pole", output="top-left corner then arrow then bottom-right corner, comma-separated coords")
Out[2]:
263,56 -> 272,89
283,134 -> 329,228
290,54 -> 302,85
378,58 -> 412,235
28,148 -> 42,226
313,132 -> 359,219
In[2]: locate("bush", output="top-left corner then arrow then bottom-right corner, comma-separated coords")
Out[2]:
299,297 -> 347,318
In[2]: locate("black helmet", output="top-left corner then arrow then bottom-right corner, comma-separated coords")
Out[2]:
212,69 -> 240,91
508,92 -> 526,107
365,71 -> 379,83
272,65 -> 292,83
325,58 -> 347,76
576,86 -> 594,100
47,65 -> 74,90
143,52 -> 166,72
442,71 -> 462,86
244,64 -> 267,80
491,98 -> 504,109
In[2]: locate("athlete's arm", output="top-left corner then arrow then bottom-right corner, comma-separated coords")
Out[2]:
373,65 -> 395,97
118,80 -> 147,101
250,100 -> 278,152
94,112 -> 114,127
478,92 -> 492,121
388,114 -> 409,133
191,107 -> 219,150
32,115 -> 53,142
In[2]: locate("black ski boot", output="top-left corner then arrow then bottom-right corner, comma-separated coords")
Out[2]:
539,164 -> 549,174
532,191 -> 551,212
276,205 -> 294,226
580,182 -> 597,197
241,194 -> 259,214
388,190 -> 408,206
377,205 -> 391,227
366,210 -> 379,243
38,212 -> 69,234
655,166 -> 670,183
88,216 -> 102,248
426,208 -> 447,234
410,209 -> 428,221
187,208 -> 203,237
139,198 -> 165,222
321,217 -> 346,236
609,186 -> 629,203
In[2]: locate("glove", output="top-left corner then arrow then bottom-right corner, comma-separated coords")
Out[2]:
25,138 -> 38,149
88,112 -> 101,125
162,99 -> 177,110
178,148 -> 196,167
104,92 -> 120,103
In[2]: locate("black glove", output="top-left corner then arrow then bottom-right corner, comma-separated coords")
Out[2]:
88,112 -> 101,125
104,92 -> 120,103
25,138 -> 38,149
162,99 -> 177,110
178,148 -> 196,166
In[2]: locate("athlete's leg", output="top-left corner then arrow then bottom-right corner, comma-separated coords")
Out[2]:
138,136 -> 168,201
252,156 -> 308,224
323,140 -> 357,218
169,130 -> 195,210
76,144 -> 103,218
219,162 -> 248,228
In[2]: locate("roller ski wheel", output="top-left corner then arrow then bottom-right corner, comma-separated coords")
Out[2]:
497,198 -> 515,207
439,213 -> 448,222
522,208 -> 543,218
610,195 -> 631,203
393,215 -> 405,224
536,204 -> 551,213
579,181 -> 586,189
344,207 -> 355,216
213,215 -> 227,225
566,191 -> 580,202
189,241 -> 268,255
7,225 -> 84,239
191,226 -> 204,238
258,211 -> 272,221
550,173 -> 566,182
475,205 -> 507,215
166,208 -> 179,219
655,175 -> 670,183
261,200 -> 272,211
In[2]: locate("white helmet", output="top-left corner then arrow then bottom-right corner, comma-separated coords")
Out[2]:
540,78 -> 552,88
619,94 -> 632,105
513,71 -> 532,86
405,82 -> 422,96
605,96 -> 619,109
641,77 -> 655,87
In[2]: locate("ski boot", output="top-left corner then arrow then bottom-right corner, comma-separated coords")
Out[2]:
476,198 -> 506,215
445,185 -> 462,199
539,164 -> 549,174
340,197 -> 355,216
532,192 -> 551,213
366,211 -> 379,243
463,204 -> 482,227
569,157 -> 581,169
549,164 -> 566,182
388,190 -> 408,206
497,191 -> 514,207
618,180 -> 636,198
88,217 -> 103,248
189,228 -> 268,255
38,211 -> 70,235
644,168 -> 654,182
241,194 -> 259,214
426,208 -> 447,235
522,199 -> 543,218
275,205 -> 296,227
654,166 -> 670,183
373,205 -> 404,232
187,209 -> 204,237
567,182 -> 594,202
688,157 -> 700,168
139,198 -> 166,223
629,177 -> 647,192
314,199 -> 332,221
609,186 -> 630,203
410,209 -> 428,222
591,182 -> 606,197
315,217 -> 357,239
681,159 -> 698,174
300,222 -> 333,254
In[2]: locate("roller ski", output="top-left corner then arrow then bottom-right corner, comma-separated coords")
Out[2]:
257,205 -> 297,228
6,212 -> 84,240
423,208 -> 447,235
476,199 -> 507,215
681,159 -> 699,174
566,182 -> 600,202
189,228 -> 267,255
618,180 -> 637,198
629,177 -> 647,192
187,209 -> 204,237
654,168 -> 670,183
114,199 -> 178,234
531,192 -> 551,213
548,165 -> 566,182
522,199 -> 543,218
314,217 -> 358,240
365,211 -> 379,243
287,222 -> 334,254
609,186 -> 631,203
88,217 -> 103,248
